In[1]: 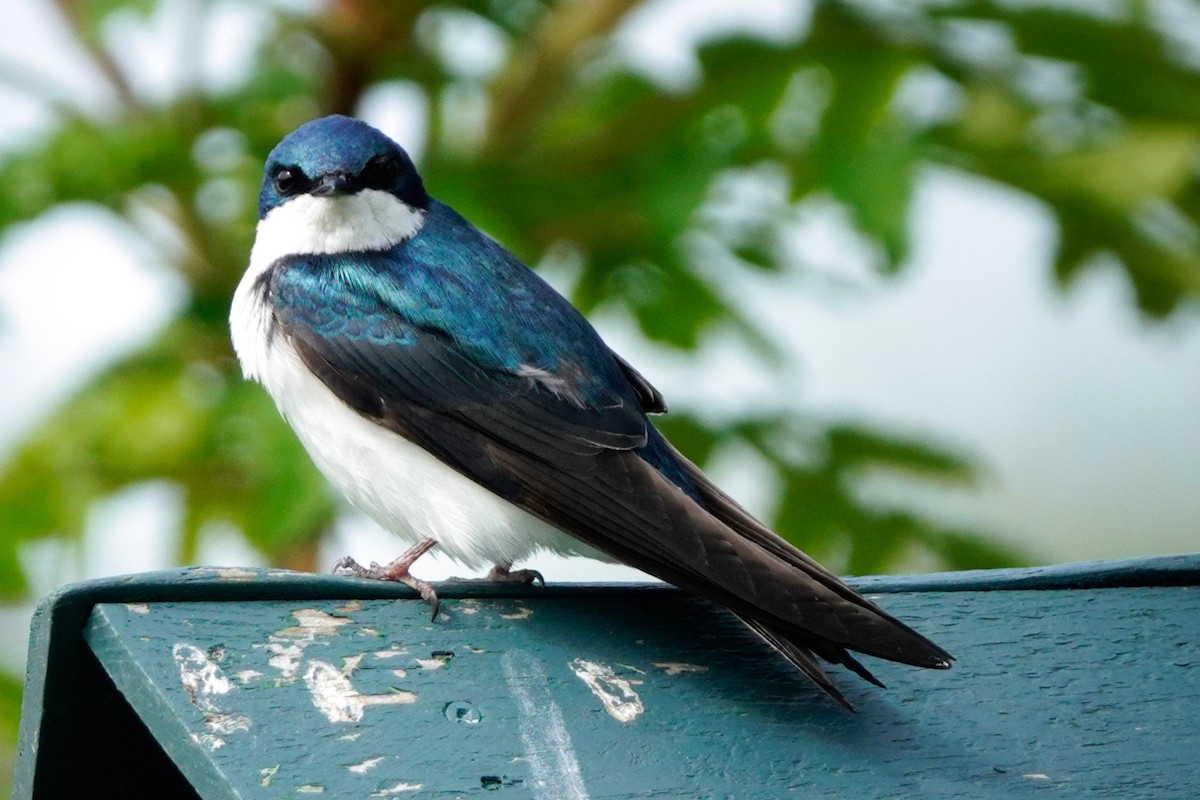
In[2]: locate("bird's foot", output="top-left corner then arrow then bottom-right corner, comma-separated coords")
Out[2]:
487,564 -> 545,586
447,562 -> 545,586
331,537 -> 440,619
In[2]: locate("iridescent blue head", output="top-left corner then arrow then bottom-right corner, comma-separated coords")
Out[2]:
258,115 -> 427,219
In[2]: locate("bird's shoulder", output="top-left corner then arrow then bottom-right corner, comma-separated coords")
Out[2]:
265,200 -> 654,420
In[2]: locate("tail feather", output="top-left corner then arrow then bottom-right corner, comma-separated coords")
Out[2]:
740,615 -> 857,712
668,443 -> 954,670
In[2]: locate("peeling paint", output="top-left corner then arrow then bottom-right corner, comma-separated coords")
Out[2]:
374,647 -> 407,659
416,651 -> 453,670
1023,774 -> 1051,780
342,653 -> 366,674
173,643 -> 251,748
124,603 -> 151,615
347,756 -> 386,774
392,668 -> 409,679
263,608 -> 352,678
335,600 -> 363,613
235,670 -> 263,684
207,712 -> 252,736
190,731 -> 226,750
260,765 -> 280,786
569,659 -> 644,723
175,643 -> 233,698
216,567 -> 259,581
499,605 -> 532,620
296,784 -> 325,793
304,660 -> 417,723
266,643 -> 306,678
284,609 -> 353,635
370,782 -> 423,796
653,662 -> 708,676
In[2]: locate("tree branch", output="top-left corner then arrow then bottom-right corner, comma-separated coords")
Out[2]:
484,0 -> 643,158
46,0 -> 140,112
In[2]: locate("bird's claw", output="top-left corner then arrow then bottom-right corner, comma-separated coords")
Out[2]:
331,555 -> 373,578
330,538 -> 440,619
448,563 -> 546,586
488,564 -> 545,586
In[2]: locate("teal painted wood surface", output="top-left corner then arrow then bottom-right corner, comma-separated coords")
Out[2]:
14,555 -> 1200,799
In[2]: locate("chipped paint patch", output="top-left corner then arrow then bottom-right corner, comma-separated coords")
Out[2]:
374,647 -> 407,659
416,651 -> 453,670
653,662 -> 708,676
263,608 -> 352,678
235,669 -> 263,684
216,567 -> 259,581
1023,774 -> 1051,780
175,644 -> 231,695
304,660 -> 417,723
124,603 -> 151,615
190,732 -> 226,750
342,653 -> 366,674
371,782 -> 422,796
392,668 -> 408,679
456,599 -> 480,615
286,608 -> 353,635
338,731 -> 363,741
296,785 -> 325,793
335,600 -> 363,613
347,756 -> 386,774
260,765 -> 280,786
173,643 -> 250,748
207,712 -> 252,736
499,604 -> 532,620
570,659 -> 644,723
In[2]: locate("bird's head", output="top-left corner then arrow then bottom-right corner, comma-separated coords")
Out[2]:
259,115 -> 426,217
253,116 -> 428,256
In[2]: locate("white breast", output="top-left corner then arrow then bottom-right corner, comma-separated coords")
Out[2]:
230,190 -> 610,569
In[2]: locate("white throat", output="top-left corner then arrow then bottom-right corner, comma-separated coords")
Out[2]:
250,189 -> 424,266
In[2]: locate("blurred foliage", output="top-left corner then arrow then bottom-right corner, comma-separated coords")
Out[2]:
3,1 -> 1200,608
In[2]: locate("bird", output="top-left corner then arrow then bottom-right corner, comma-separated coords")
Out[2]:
230,115 -> 952,709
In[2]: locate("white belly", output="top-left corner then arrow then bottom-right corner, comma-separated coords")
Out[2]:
235,306 -> 610,569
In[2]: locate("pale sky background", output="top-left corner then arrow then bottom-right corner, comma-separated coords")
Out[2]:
0,0 -> 1198,670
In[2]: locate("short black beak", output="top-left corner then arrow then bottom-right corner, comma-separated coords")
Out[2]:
313,172 -> 355,197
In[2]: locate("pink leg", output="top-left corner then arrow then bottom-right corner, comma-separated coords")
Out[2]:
332,537 -> 440,618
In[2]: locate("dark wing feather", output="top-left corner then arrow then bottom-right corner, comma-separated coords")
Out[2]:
610,350 -> 667,414
268,249 -> 949,703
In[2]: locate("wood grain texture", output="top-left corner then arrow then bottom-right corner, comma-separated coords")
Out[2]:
77,581 -> 1199,799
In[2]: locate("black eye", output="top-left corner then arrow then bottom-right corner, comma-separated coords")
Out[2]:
362,155 -> 400,189
274,167 -> 306,196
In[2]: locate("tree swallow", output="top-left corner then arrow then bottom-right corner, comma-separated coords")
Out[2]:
231,115 -> 952,708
